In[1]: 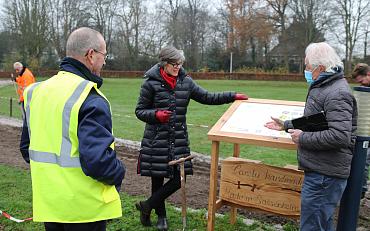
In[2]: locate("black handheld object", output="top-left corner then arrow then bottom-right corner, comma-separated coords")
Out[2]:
292,112 -> 328,132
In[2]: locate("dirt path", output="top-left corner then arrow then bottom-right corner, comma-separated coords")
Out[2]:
0,123 -> 369,229
0,80 -> 12,87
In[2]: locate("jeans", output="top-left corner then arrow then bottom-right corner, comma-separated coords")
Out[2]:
362,149 -> 370,193
300,171 -> 347,231
146,168 -> 183,217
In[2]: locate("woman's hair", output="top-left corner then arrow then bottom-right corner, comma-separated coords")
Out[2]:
158,46 -> 185,65
66,27 -> 103,57
305,42 -> 343,72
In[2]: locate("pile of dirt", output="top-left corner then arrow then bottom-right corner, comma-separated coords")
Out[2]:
0,123 -> 369,229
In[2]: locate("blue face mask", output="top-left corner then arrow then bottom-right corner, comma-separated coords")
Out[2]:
304,70 -> 313,85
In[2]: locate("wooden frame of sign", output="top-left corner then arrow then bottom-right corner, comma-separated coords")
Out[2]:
206,98 -> 305,231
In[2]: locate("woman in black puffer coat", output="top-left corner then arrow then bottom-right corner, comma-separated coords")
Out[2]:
135,46 -> 248,230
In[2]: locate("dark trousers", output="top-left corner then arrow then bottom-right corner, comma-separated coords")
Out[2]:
44,220 -> 106,231
20,101 -> 25,120
146,168 -> 183,217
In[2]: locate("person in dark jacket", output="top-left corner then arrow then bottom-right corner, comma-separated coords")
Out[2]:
135,46 -> 248,230
352,63 -> 370,199
265,42 -> 357,231
20,27 -> 125,231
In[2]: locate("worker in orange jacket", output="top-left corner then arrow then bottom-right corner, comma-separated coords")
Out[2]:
13,62 -> 36,104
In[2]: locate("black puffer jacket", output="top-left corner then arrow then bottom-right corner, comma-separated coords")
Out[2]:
135,64 -> 236,178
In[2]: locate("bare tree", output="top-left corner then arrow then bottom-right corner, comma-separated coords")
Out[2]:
162,0 -> 182,47
89,0 -> 119,52
4,0 -> 49,65
139,9 -> 169,58
288,0 -> 330,71
290,0 -> 330,46
332,0 -> 370,74
363,22 -> 370,58
181,0 -> 205,70
156,0 -> 210,70
115,0 -> 147,69
265,0 -> 289,68
48,0 -> 90,59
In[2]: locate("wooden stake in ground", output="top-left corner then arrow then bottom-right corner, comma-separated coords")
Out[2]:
168,154 -> 196,231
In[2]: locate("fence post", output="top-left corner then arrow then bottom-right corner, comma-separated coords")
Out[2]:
10,97 -> 13,117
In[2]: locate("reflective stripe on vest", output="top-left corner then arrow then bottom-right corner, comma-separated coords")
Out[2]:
25,80 -> 90,167
25,82 -> 41,139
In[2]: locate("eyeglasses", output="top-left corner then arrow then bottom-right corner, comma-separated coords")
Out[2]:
168,61 -> 183,68
93,49 -> 109,61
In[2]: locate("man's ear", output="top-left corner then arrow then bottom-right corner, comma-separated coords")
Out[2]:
318,64 -> 326,72
85,49 -> 94,65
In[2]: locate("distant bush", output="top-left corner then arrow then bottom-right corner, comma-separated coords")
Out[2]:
234,66 -> 289,74
198,66 -> 210,72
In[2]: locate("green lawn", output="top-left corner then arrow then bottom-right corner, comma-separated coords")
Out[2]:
0,78 -> 309,167
0,164 -> 298,230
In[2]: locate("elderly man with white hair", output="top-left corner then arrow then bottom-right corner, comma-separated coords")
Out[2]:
265,42 -> 357,231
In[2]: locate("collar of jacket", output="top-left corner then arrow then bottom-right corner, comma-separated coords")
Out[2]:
59,57 -> 103,88
19,66 -> 26,76
309,69 -> 344,89
144,63 -> 186,82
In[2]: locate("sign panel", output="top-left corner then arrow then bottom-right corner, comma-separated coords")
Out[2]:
220,102 -> 304,138
220,157 -> 304,216
208,99 -> 305,149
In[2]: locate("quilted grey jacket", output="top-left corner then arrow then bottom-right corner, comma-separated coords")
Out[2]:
285,70 -> 357,178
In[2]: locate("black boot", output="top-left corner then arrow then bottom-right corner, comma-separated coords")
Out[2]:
135,201 -> 152,226
156,216 -> 168,231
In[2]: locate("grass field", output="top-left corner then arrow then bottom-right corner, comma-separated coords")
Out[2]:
0,78 -> 310,167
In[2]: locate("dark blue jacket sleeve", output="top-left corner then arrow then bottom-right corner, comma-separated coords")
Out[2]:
20,116 -> 30,163
78,89 -> 125,191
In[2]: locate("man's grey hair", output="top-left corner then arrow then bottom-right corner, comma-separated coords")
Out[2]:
305,42 -> 343,72
66,27 -> 104,57
13,62 -> 23,70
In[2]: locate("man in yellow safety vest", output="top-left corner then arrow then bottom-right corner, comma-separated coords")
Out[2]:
20,27 -> 125,231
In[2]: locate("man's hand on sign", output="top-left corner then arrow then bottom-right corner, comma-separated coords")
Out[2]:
264,117 -> 284,131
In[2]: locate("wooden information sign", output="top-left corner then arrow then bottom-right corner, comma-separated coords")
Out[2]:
220,157 -> 303,216
207,98 -> 305,231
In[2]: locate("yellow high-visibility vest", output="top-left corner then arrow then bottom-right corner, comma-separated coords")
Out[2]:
23,71 -> 121,222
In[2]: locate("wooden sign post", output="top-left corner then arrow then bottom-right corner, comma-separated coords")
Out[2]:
207,98 -> 305,231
